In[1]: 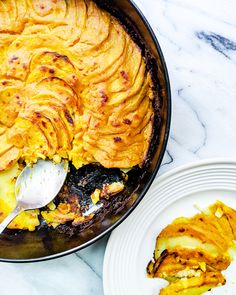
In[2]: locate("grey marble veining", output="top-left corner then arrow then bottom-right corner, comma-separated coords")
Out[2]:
0,0 -> 236,294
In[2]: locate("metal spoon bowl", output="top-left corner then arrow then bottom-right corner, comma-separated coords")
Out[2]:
0,160 -> 68,234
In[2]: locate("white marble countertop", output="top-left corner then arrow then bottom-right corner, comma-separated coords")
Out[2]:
0,0 -> 236,294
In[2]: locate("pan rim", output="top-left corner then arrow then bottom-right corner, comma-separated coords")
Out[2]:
0,0 -> 171,263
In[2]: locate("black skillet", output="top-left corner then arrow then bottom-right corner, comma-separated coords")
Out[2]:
0,0 -> 171,262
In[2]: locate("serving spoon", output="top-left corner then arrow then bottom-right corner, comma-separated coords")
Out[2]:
0,160 -> 68,234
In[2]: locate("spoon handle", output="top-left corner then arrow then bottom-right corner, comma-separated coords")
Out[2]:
0,205 -> 24,234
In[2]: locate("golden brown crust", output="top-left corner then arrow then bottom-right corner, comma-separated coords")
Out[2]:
148,249 -> 230,279
158,221 -> 229,253
0,146 -> 20,172
209,201 -> 236,240
0,0 -> 154,171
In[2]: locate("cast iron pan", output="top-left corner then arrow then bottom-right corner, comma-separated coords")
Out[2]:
0,0 -> 171,262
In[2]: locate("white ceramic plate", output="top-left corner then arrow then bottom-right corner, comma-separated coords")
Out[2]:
103,159 -> 236,295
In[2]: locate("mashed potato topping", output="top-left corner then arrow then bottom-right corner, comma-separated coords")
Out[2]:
0,0 -> 154,172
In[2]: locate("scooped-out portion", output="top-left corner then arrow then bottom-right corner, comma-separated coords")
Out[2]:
147,201 -> 236,295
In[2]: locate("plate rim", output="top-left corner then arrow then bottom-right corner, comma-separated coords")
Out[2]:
103,157 -> 236,294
